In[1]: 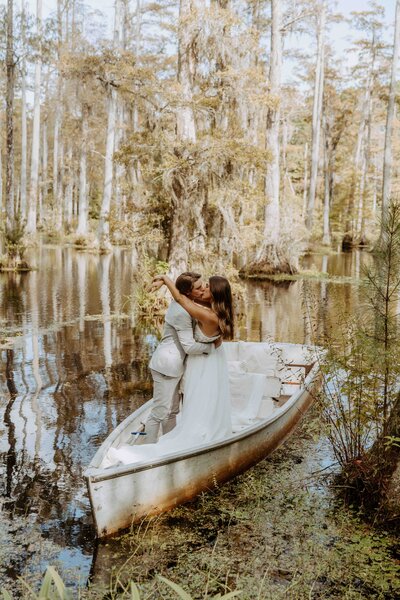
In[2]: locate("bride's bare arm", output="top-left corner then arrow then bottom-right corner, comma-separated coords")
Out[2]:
152,275 -> 218,328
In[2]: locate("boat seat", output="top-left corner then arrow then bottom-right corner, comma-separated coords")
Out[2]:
224,342 -> 307,390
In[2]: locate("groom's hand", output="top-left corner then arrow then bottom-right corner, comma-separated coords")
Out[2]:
214,337 -> 222,348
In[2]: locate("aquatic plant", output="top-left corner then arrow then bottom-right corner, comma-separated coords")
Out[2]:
0,213 -> 31,272
0,567 -> 241,599
1,566 -> 72,600
155,575 -> 241,599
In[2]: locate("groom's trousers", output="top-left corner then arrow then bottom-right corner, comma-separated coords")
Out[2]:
144,369 -> 182,443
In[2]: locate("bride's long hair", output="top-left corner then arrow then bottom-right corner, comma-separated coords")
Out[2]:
209,276 -> 234,340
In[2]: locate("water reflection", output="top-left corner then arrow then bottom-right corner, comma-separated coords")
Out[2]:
0,246 -> 367,590
302,248 -> 372,278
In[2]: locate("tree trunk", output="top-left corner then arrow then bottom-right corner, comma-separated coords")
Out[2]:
97,0 -> 123,251
98,89 -> 116,251
380,0 -> 400,234
134,0 -> 141,56
302,142 -> 308,218
115,101 -> 125,228
168,0 -> 198,277
322,118 -> 331,246
114,0 -> 128,221
6,0 -> 15,240
0,142 -> 3,223
356,135 -> 368,241
257,0 -> 282,259
305,2 -> 326,232
20,0 -> 27,220
129,0 -> 142,208
42,118 -> 48,214
26,0 -> 42,234
372,173 -> 378,216
55,139 -> 64,231
76,103 -> 89,236
64,144 -> 73,231
53,105 -> 59,211
132,0 -> 142,132
357,84 -> 373,241
53,0 -> 64,233
175,0 -> 197,143
346,34 -> 376,238
114,0 -> 129,229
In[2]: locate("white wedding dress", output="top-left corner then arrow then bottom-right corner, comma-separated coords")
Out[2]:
104,326 -> 233,466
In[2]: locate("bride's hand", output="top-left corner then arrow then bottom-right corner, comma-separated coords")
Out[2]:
214,337 -> 222,348
149,277 -> 165,292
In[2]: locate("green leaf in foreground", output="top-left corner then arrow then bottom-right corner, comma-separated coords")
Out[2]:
38,566 -> 71,600
156,575 -> 193,600
129,581 -> 141,600
156,574 -> 242,599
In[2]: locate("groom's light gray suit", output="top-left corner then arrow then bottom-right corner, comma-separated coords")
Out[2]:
145,300 -> 212,442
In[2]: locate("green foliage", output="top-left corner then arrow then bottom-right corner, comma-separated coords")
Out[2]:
156,575 -> 242,599
37,567 -> 72,600
1,566 -> 72,600
384,435 -> 400,449
6,419 -> 398,599
2,568 -> 241,599
319,199 -> 400,509
80,413 -> 400,599
3,214 -> 26,261
133,257 -> 169,335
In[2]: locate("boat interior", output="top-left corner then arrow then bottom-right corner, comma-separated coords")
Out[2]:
224,341 -> 316,421
92,342 -> 317,470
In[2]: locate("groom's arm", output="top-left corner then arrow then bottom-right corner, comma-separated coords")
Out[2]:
176,328 -> 213,355
173,311 -> 213,356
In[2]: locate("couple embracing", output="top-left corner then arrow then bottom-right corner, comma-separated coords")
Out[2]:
145,272 -> 234,450
106,271 -> 234,464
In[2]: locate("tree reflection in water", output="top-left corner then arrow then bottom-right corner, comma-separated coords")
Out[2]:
0,246 -> 364,590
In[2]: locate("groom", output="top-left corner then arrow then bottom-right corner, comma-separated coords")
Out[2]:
144,272 -> 218,443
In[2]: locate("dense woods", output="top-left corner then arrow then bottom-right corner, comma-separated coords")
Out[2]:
0,0 -> 399,274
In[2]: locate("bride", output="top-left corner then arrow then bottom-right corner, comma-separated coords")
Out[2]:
104,274 -> 235,465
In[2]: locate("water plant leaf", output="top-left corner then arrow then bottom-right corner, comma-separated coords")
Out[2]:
130,581 -> 141,600
156,575 -> 192,599
38,567 -> 71,599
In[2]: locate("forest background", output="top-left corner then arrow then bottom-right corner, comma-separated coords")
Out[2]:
0,0 -> 399,277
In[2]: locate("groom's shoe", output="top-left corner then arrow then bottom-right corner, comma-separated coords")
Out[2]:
143,421 -> 160,444
130,423 -> 147,445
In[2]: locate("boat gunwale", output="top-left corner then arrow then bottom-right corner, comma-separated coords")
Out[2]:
85,357 -> 320,484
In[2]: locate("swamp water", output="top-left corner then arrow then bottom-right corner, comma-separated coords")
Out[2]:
0,246 -> 373,593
